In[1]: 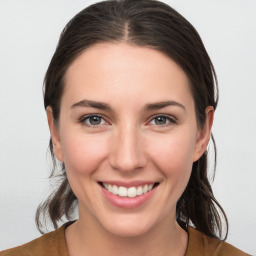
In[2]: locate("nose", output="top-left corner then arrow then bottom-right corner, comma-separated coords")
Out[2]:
109,124 -> 147,173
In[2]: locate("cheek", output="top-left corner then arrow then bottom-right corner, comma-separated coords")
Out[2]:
147,132 -> 196,178
144,132 -> 197,215
60,132 -> 108,175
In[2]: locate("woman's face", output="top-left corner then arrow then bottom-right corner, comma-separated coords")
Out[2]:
48,43 -> 212,237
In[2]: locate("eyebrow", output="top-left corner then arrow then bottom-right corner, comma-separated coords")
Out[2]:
71,99 -> 185,111
144,101 -> 185,111
71,99 -> 112,111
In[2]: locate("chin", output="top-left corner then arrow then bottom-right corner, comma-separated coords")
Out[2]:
106,223 -> 152,238
99,212 -> 160,238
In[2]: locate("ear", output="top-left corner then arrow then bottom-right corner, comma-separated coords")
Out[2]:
46,107 -> 64,162
193,106 -> 214,162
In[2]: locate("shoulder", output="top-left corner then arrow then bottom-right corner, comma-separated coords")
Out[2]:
187,226 -> 251,256
0,224 -> 69,256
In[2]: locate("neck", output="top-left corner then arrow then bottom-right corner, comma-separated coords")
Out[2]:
65,209 -> 188,256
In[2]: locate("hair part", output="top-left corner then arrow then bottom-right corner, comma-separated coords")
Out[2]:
37,0 -> 228,239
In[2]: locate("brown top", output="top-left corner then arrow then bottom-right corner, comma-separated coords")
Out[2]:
0,222 -> 250,256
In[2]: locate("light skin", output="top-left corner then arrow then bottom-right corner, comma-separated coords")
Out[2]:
47,42 -> 213,256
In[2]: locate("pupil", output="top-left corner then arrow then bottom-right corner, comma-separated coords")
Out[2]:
90,116 -> 101,125
156,116 -> 166,125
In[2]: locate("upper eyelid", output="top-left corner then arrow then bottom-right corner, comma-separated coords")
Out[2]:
148,114 -> 177,122
80,113 -> 104,120
79,114 -> 109,125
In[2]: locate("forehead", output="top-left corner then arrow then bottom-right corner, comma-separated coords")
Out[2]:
63,42 -> 193,108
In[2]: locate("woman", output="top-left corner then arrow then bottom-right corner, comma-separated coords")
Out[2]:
0,0 -> 250,255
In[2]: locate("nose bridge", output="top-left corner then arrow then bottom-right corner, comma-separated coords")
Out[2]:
109,122 -> 146,172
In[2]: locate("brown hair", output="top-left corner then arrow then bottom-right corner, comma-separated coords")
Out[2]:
37,0 -> 228,239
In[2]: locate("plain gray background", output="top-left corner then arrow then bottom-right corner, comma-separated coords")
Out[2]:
0,0 -> 255,254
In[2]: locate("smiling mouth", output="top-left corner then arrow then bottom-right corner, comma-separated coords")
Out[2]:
99,182 -> 159,198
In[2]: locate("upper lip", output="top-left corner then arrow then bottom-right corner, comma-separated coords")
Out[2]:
99,180 -> 159,187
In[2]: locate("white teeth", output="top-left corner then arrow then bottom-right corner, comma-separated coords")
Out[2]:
107,184 -> 112,193
137,186 -> 143,195
148,184 -> 153,190
127,187 -> 137,197
118,186 -> 127,197
143,184 -> 148,193
102,183 -> 156,197
112,185 -> 119,195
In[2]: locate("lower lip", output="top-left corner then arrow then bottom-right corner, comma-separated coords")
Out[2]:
100,185 -> 157,209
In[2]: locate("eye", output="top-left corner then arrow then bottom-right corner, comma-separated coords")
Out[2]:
149,115 -> 176,126
80,115 -> 107,126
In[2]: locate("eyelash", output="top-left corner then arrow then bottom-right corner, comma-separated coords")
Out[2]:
147,114 -> 177,127
79,114 -> 177,127
79,114 -> 108,127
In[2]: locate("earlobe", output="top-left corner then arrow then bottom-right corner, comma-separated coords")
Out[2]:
46,107 -> 64,162
193,106 -> 214,162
